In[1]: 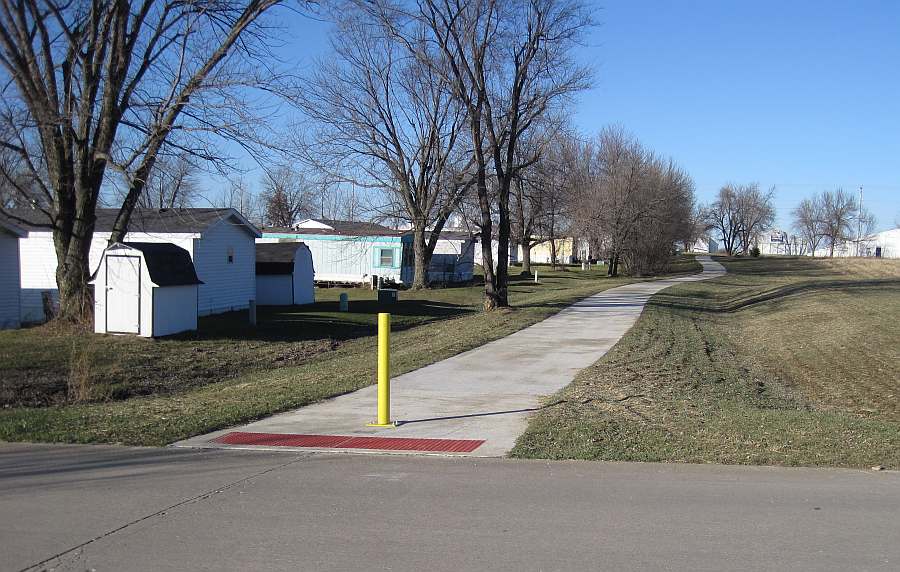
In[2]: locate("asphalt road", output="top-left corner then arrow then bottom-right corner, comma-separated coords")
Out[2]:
2,443 -> 898,571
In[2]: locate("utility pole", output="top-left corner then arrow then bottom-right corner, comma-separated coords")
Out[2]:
857,185 -> 863,256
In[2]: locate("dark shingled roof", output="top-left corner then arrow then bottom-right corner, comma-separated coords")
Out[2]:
4,207 -> 260,237
115,242 -> 203,287
0,215 -> 26,237
264,219 -> 401,237
255,242 -> 309,275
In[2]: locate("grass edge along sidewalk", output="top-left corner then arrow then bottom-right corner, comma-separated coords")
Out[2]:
0,259 -> 700,447
510,256 -> 900,469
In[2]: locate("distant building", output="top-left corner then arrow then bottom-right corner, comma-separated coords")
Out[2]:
518,238 -> 577,265
818,228 -> 900,258
261,219 -> 476,285
686,236 -> 719,254
260,219 -> 405,285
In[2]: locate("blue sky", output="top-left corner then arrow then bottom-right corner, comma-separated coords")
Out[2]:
240,1 -> 899,230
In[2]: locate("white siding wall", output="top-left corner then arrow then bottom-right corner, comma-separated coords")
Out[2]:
193,220 -> 255,315
257,275 -> 293,305
0,234 -> 21,329
294,246 -> 315,304
19,232 -> 195,323
152,285 -> 198,336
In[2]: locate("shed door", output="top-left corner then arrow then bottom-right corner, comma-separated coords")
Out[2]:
106,255 -> 141,334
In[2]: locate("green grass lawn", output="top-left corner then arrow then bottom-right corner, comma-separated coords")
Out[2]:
0,258 -> 699,446
511,256 -> 900,469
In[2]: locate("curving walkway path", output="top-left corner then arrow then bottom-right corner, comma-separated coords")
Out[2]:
176,256 -> 726,456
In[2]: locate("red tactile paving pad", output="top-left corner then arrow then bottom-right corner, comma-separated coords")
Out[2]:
210,431 -> 485,453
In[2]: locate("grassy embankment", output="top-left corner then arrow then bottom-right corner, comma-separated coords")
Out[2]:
0,257 -> 700,446
511,256 -> 900,469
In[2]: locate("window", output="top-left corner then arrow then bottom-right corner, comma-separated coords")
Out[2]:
379,248 -> 394,267
227,246 -> 235,264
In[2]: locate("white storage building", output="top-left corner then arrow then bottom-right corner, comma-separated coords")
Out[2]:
9,208 -> 260,322
255,242 -> 315,306
91,243 -> 202,337
0,218 -> 26,330
260,219 -> 405,285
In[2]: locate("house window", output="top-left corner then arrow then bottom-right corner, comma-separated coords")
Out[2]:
379,248 -> 395,267
227,246 -> 234,264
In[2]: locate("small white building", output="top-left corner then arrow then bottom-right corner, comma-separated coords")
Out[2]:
686,236 -> 719,254
260,219 -> 405,285
91,243 -> 202,337
815,227 -> 900,258
0,218 -> 26,330
255,242 -> 315,306
869,228 -> 900,258
10,208 -> 260,322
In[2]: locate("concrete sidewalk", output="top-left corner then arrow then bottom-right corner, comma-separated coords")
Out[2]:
175,256 -> 726,456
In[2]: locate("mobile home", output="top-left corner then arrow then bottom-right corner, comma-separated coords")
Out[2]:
260,219 -> 405,285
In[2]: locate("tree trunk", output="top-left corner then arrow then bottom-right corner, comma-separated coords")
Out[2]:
496,203 -> 510,307
411,225 -> 430,290
607,253 -> 620,277
521,243 -> 532,275
549,239 -> 558,269
480,231 -> 500,311
54,229 -> 94,323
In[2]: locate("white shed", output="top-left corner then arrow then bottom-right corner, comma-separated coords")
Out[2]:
0,218 -> 26,330
255,242 -> 315,306
9,207 -> 260,322
91,243 -> 203,337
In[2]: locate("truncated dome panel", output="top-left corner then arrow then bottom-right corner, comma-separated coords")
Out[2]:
211,431 -> 485,453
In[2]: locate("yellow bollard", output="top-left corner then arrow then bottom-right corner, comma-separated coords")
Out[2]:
367,313 -> 395,427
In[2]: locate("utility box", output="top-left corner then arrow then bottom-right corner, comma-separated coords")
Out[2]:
378,288 -> 398,304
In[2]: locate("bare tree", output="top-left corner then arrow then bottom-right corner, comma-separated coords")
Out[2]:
511,132 -> 558,274
317,183 -> 367,221
289,6 -> 472,289
704,184 -> 743,256
569,127 -> 695,276
260,166 -> 316,227
0,0 -> 292,321
792,196 -> 825,256
372,0 -> 593,307
735,184 -> 775,255
137,154 -> 200,209
216,178 -> 263,224
820,188 -> 858,257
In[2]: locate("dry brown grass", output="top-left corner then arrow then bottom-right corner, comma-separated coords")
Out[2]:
513,255 -> 900,468
738,287 -> 900,421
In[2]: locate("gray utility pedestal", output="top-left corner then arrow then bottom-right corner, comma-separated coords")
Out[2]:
377,289 -> 398,304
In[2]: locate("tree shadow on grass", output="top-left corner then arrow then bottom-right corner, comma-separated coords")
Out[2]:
649,280 -> 900,314
180,299 -> 475,343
